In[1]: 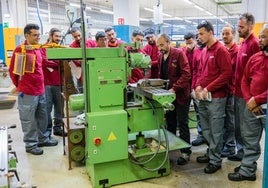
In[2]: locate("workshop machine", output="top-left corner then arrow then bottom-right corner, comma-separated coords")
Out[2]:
47,45 -> 190,188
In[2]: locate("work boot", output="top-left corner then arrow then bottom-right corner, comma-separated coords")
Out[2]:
53,125 -> 67,137
191,135 -> 205,146
228,172 -> 256,181
177,153 -> 190,165
26,147 -> 43,155
38,138 -> 58,147
221,147 -> 235,158
196,154 -> 209,163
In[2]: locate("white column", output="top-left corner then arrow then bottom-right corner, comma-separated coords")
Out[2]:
113,0 -> 139,26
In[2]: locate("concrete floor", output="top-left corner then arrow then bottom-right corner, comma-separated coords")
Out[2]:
0,96 -> 264,188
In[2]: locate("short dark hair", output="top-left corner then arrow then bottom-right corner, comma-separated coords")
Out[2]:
159,33 -> 171,43
95,31 -> 106,41
49,28 -> 60,37
70,27 -> 80,34
184,32 -> 195,40
104,26 -> 114,33
24,23 -> 39,35
197,20 -> 214,34
132,30 -> 144,37
239,12 -> 255,25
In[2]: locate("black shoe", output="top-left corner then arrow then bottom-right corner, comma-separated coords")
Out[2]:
221,148 -> 235,158
53,126 -> 67,137
234,166 -> 240,173
227,154 -> 242,161
228,172 -> 256,181
38,139 -> 58,147
196,155 -> 209,163
177,153 -> 190,165
204,163 -> 221,174
26,147 -> 43,155
191,135 -> 205,146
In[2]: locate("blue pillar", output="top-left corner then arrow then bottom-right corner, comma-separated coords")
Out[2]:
0,2 -> 6,64
113,0 -> 139,43
263,99 -> 268,188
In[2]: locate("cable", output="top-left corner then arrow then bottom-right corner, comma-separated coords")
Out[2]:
129,99 -> 170,172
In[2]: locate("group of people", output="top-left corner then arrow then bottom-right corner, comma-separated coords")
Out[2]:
176,12 -> 267,182
8,11 -> 267,183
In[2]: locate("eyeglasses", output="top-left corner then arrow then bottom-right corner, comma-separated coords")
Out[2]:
30,33 -> 41,38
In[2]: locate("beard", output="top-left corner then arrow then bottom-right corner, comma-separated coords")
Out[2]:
239,29 -> 250,39
260,44 -> 268,52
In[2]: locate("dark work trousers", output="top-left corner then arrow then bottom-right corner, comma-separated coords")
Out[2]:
166,100 -> 191,154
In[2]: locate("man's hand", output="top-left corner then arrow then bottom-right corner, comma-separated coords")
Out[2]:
201,88 -> 208,100
247,97 -> 258,111
169,88 -> 175,93
195,86 -> 202,100
251,106 -> 264,116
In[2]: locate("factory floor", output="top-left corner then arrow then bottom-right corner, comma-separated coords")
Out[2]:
1,96 -> 264,188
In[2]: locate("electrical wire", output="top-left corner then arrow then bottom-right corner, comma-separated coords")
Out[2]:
129,99 -> 170,172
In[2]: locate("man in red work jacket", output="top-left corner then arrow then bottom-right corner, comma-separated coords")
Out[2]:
142,28 -> 161,78
228,24 -> 268,182
220,25 -> 240,158
9,24 -> 58,155
194,20 -> 232,174
156,33 -> 191,165
69,27 -> 97,93
41,28 -> 66,137
182,32 -> 205,147
104,26 -> 125,47
229,13 -> 260,162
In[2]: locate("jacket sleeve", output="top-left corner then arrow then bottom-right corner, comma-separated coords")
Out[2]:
172,51 -> 191,92
9,47 -> 21,87
41,48 -> 58,68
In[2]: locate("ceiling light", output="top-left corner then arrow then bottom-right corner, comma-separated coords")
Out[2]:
194,5 -> 204,11
174,17 -> 183,20
184,19 -> 192,23
144,7 -> 154,12
183,0 -> 193,5
140,18 -> 151,21
205,11 -> 213,16
163,13 -> 172,17
100,9 -> 114,14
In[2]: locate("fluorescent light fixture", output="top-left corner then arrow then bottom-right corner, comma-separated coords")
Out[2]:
163,13 -> 172,17
194,5 -> 204,11
184,19 -> 192,23
183,0 -> 193,5
144,7 -> 154,12
205,11 -> 213,16
70,3 -> 80,8
140,18 -> 151,21
174,17 -> 183,20
100,9 -> 114,14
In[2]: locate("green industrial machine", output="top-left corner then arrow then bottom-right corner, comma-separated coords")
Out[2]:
47,45 -> 190,188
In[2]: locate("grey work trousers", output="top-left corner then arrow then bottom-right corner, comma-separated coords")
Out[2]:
239,107 -> 266,177
234,96 -> 245,157
198,98 -> 226,166
18,93 -> 49,149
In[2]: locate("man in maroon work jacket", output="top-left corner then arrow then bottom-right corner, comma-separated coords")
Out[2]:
194,20 -> 232,174
142,28 -> 161,78
156,33 -> 191,165
229,13 -> 260,162
228,24 -> 268,182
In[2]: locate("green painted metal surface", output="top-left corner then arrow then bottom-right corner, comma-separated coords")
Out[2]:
86,110 -> 128,164
47,47 -> 191,188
